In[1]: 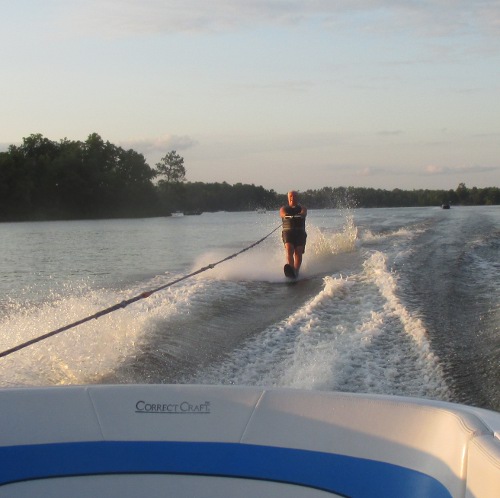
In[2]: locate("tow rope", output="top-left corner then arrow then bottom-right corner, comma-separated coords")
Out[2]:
0,224 -> 282,359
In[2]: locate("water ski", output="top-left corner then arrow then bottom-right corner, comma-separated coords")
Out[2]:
284,264 -> 296,279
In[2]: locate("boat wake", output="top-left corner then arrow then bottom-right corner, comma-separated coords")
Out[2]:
189,249 -> 450,401
0,213 -> 450,404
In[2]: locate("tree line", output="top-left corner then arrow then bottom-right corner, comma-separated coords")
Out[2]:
300,183 -> 500,209
1,133 -> 498,222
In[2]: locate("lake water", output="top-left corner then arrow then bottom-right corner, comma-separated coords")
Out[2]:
0,207 -> 499,412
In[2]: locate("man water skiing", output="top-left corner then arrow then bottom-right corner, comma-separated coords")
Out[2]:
280,190 -> 307,278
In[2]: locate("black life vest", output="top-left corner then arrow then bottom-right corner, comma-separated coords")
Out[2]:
282,205 -> 305,230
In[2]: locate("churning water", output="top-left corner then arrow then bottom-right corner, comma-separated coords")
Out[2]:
0,207 -> 498,411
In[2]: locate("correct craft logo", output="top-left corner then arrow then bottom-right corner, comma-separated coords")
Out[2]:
135,400 -> 211,414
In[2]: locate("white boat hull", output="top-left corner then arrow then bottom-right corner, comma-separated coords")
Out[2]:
0,385 -> 499,497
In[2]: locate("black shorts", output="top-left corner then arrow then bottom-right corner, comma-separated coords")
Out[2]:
282,230 -> 307,249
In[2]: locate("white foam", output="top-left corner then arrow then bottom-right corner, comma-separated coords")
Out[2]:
0,213 -> 449,399
192,252 -> 450,400
0,276 -> 208,387
193,244 -> 284,282
194,216 -> 359,283
360,226 -> 419,244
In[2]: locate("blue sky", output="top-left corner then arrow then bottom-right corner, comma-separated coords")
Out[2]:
1,1 -> 499,192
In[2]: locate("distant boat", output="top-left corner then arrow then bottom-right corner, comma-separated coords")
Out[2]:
255,208 -> 267,214
183,210 -> 203,216
171,211 -> 184,217
442,202 -> 451,209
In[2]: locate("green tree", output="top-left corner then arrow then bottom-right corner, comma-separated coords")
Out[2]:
456,183 -> 469,205
155,151 -> 186,185
154,151 -> 187,214
114,148 -> 159,216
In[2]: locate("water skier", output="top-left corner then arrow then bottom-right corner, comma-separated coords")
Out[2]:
280,190 -> 307,278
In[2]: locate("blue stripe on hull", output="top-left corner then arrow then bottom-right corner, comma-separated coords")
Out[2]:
0,441 -> 451,497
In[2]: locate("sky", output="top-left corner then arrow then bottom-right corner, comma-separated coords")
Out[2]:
1,0 -> 499,193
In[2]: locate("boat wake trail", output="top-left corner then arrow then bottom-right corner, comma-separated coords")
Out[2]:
0,211 -> 452,403
188,247 -> 450,401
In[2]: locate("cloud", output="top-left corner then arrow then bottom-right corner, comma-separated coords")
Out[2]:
120,134 -> 198,158
64,0 -> 306,36
355,162 -> 500,179
238,80 -> 313,93
425,164 -> 499,175
425,164 -> 445,174
63,1 -> 500,39
355,165 -> 424,177
357,167 -> 377,177
377,130 -> 403,137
